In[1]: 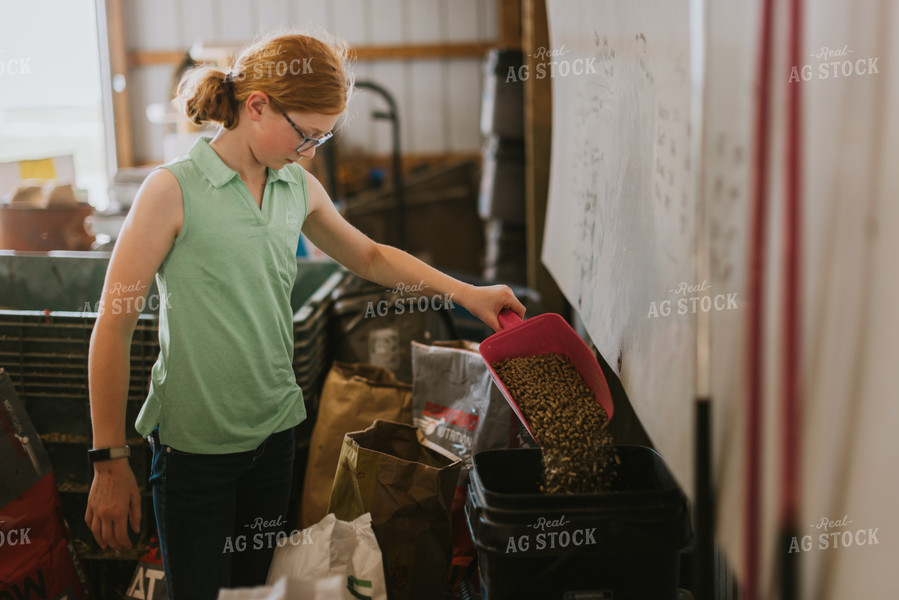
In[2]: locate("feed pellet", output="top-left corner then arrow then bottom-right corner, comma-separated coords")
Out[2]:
491,352 -> 618,494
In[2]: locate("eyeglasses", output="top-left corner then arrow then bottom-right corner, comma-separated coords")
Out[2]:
282,112 -> 333,153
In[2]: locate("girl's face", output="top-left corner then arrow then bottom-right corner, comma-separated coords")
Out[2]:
270,110 -> 339,166
244,92 -> 340,169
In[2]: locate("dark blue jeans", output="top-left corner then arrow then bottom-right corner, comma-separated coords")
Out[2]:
148,427 -> 295,600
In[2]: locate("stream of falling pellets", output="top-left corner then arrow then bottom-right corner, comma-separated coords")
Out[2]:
492,352 -> 619,494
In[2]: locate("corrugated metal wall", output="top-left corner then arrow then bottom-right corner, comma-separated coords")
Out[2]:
122,0 -> 496,163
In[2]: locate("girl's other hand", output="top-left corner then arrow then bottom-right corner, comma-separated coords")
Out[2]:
85,459 -> 142,550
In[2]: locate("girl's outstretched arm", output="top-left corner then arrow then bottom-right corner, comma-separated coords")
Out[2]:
300,170 -> 526,331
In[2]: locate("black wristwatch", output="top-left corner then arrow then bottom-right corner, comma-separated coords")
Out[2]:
88,446 -> 131,463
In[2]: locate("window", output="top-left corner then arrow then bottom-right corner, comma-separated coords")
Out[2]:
0,0 -> 111,209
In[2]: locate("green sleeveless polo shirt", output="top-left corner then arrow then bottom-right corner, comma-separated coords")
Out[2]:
134,137 -> 308,453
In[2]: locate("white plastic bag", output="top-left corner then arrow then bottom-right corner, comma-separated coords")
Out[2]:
266,512 -> 387,600
217,575 -> 345,600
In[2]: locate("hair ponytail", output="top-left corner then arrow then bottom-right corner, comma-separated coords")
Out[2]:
176,67 -> 240,129
174,29 -> 353,130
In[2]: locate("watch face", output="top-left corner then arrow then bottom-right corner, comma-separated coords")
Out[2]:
88,448 -> 110,463
89,446 -> 129,462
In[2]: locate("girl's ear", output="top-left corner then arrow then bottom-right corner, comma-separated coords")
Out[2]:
244,91 -> 272,122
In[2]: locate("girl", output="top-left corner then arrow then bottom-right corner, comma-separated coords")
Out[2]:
85,31 -> 525,599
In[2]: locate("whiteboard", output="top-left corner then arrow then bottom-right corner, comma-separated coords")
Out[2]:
543,0 -> 697,494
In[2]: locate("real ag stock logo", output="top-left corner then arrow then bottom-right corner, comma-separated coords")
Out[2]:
504,46 -> 597,82
0,520 -> 31,547
222,515 -> 316,554
363,280 -> 455,319
0,51 -> 32,77
788,514 -> 880,553
789,45 -> 879,83
646,280 -> 739,319
80,280 -> 173,316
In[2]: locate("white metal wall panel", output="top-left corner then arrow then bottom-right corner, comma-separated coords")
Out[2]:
407,60 -> 449,154
406,0 -> 442,43
179,0 -> 217,47
329,0 -> 368,45
125,0 -> 492,166
125,0 -> 179,50
445,59 -> 483,152
290,1 -> 333,31
478,0 -> 497,42
216,0 -> 257,43
127,65 -> 176,166
444,0 -> 480,41
255,0 -> 291,32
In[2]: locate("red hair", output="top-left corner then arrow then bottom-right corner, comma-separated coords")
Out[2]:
176,31 -> 354,129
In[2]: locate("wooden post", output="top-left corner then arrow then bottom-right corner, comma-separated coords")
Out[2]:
522,0 -> 567,316
105,0 -> 134,168
498,0 -> 523,49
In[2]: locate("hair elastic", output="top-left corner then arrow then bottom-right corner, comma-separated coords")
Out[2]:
224,71 -> 234,85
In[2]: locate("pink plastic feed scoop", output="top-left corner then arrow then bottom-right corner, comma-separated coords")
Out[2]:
479,309 -> 615,445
